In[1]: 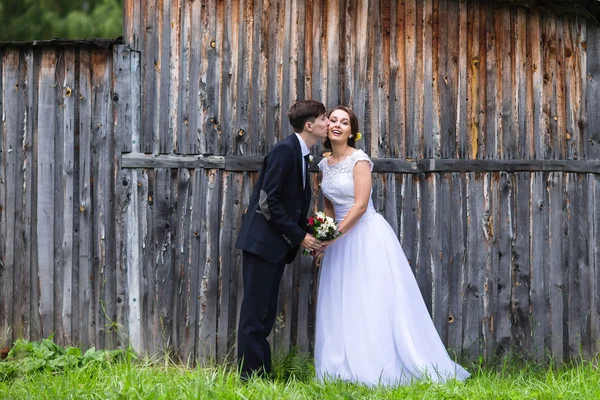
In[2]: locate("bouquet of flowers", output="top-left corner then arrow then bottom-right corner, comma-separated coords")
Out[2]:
303,211 -> 342,255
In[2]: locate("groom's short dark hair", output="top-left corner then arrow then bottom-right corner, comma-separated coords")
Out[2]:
288,100 -> 326,132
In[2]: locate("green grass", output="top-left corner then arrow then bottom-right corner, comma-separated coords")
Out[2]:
1,339 -> 599,399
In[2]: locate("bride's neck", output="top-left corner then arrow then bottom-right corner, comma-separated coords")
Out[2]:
331,143 -> 350,159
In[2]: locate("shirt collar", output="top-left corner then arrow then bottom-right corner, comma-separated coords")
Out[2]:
294,132 -> 310,157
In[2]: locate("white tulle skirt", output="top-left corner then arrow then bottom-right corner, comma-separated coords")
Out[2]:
314,208 -> 470,386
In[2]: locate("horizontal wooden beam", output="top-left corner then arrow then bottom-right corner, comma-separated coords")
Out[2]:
121,153 -> 600,173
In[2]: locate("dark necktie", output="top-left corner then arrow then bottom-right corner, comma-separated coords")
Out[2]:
304,154 -> 310,188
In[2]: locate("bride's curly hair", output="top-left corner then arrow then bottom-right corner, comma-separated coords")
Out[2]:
323,106 -> 360,151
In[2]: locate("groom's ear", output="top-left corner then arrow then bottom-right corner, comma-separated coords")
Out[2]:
304,121 -> 313,132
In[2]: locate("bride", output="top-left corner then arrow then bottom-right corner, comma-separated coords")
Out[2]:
314,106 -> 470,386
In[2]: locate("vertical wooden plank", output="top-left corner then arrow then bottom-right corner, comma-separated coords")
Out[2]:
466,1 -> 480,159
590,174 -> 600,357
374,0 -> 391,157
1,49 -> 19,343
226,173 -> 245,358
495,172 -> 513,357
501,8 -> 515,158
389,0 -> 406,158
482,173 -> 497,359
114,45 -> 140,351
60,48 -> 76,344
77,49 -> 94,349
435,173 -> 450,340
53,49 -> 66,346
250,0 -> 266,155
484,5 -> 498,159
404,0 -> 417,158
217,171 -> 234,361
154,168 -> 175,351
413,0 -> 425,159
0,48 -> 6,340
422,0 -> 435,158
197,169 -> 220,362
585,20 -> 600,159
384,173 -> 399,236
264,0 -> 280,148
90,49 -> 113,348
172,168 -> 193,361
102,49 -> 118,349
530,171 -> 548,361
563,18 -> 578,160
416,175 -> 434,315
70,49 -> 80,348
141,0 -> 157,153
575,175 -> 591,358
350,0 -> 367,150
303,0 -> 314,104
565,173 -> 581,359
555,17 -> 566,160
325,0 -> 340,108
400,174 -> 417,271
220,0 -> 237,156
463,173 -> 485,358
172,168 -> 192,360
512,173 -> 532,356
273,259 -> 293,355
168,0 -> 182,154
114,45 -> 130,349
157,0 -> 172,154
37,49 -> 57,339
437,0 -> 450,159
530,11 -> 544,159
294,254 -> 314,353
476,3 -> 487,159
181,169 -> 200,360
574,20 -> 585,161
456,0 -> 468,159
123,0 -> 143,51
363,0 -> 376,156
234,0 -> 252,156
15,49 -> 34,341
542,15 -> 558,159
184,0 -> 200,154
447,173 -> 466,352
515,8 -> 528,159
233,172 -> 255,358
548,171 -> 564,362
140,169 -> 156,354
126,50 -> 142,353
201,0 -> 220,154
293,0 -> 306,103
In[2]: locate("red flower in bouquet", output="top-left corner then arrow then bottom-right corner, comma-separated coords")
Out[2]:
303,211 -> 341,255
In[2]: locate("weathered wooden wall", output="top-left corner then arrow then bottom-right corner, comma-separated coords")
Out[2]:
1,0 -> 600,364
0,42 -> 131,351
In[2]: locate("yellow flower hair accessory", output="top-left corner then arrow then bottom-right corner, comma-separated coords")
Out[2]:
354,131 -> 362,141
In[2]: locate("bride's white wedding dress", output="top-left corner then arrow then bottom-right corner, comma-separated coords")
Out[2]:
314,149 -> 470,386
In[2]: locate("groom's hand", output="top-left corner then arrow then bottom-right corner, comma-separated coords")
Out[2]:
301,234 -> 322,253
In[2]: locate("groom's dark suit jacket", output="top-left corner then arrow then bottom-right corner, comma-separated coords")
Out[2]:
236,134 -> 311,264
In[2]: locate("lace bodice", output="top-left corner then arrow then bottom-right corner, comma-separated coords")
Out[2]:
318,149 -> 375,220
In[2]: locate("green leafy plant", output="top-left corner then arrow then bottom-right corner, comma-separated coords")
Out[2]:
0,335 -> 134,382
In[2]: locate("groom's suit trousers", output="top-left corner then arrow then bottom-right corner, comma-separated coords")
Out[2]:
237,250 -> 286,376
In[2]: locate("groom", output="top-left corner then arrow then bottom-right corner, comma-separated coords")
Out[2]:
236,100 -> 329,378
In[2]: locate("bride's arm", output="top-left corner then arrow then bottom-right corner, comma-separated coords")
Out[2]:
336,161 -> 372,235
